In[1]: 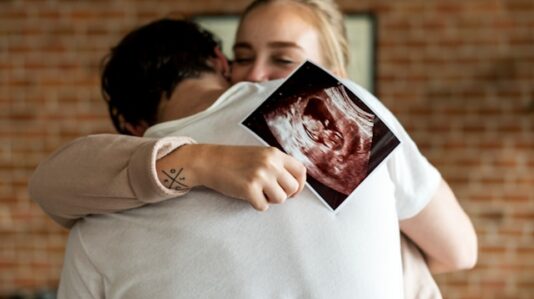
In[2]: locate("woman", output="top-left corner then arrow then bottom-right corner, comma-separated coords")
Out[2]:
31,1 -> 476,297
230,1 -> 473,297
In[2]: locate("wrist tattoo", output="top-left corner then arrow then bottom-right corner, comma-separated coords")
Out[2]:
161,168 -> 190,191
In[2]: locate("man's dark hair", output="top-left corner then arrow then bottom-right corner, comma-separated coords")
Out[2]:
101,18 -> 221,134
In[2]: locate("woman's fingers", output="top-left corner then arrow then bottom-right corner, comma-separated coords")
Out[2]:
248,188 -> 270,212
276,169 -> 301,198
283,156 -> 307,195
263,183 -> 288,205
197,145 -> 307,211
251,148 -> 307,210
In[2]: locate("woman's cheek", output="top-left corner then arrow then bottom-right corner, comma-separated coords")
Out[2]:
230,66 -> 247,84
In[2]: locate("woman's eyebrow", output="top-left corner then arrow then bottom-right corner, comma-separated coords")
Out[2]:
233,41 -> 303,51
267,41 -> 303,49
233,42 -> 252,51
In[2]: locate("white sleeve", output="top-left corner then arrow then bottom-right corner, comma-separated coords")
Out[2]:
344,80 -> 441,219
386,121 -> 441,219
57,225 -> 104,299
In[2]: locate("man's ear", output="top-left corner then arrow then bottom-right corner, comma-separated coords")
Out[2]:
212,47 -> 230,80
124,121 -> 149,137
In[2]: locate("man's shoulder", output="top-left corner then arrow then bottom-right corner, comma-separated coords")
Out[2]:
225,79 -> 283,102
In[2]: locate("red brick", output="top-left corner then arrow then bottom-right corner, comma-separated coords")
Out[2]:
470,194 -> 496,202
463,124 -> 487,133
436,3 -> 464,14
506,0 -> 534,12
0,9 -> 29,19
37,10 -> 62,19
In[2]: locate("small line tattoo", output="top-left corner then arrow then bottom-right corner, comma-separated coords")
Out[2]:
162,168 -> 189,191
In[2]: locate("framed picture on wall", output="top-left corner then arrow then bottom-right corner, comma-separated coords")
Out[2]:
195,13 -> 376,93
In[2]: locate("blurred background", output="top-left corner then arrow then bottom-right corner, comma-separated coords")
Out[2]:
0,0 -> 533,298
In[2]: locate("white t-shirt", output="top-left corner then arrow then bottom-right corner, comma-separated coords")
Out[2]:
58,80 -> 440,299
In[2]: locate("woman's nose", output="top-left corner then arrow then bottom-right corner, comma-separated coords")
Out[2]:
245,63 -> 269,83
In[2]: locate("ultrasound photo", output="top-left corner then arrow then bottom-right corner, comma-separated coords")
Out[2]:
242,61 -> 400,211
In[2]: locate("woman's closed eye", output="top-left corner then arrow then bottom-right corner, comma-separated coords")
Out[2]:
273,57 -> 295,65
270,51 -> 303,66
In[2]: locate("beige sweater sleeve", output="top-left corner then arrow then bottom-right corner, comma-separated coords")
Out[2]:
29,134 -> 195,228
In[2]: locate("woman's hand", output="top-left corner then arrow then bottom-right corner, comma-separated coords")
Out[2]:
156,144 -> 307,211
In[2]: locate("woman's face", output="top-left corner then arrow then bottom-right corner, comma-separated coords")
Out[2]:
231,2 -> 324,83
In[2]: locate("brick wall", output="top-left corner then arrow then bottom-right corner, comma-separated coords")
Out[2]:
1,0 -> 532,298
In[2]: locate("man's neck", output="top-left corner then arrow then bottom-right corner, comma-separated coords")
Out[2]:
157,72 -> 231,123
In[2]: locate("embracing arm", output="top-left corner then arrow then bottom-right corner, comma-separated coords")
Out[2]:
30,134 -> 306,228
29,134 -> 195,228
400,179 -> 478,274
346,81 -> 477,275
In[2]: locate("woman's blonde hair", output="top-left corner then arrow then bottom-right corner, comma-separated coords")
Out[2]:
241,0 -> 349,77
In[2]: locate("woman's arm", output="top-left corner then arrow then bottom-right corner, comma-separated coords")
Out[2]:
346,82 -> 477,273
29,134 -> 306,228
400,179 -> 478,273
29,134 -> 194,228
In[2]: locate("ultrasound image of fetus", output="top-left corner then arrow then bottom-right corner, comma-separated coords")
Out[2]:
264,85 -> 375,195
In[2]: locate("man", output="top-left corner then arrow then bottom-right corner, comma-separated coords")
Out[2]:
32,19 -> 476,298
